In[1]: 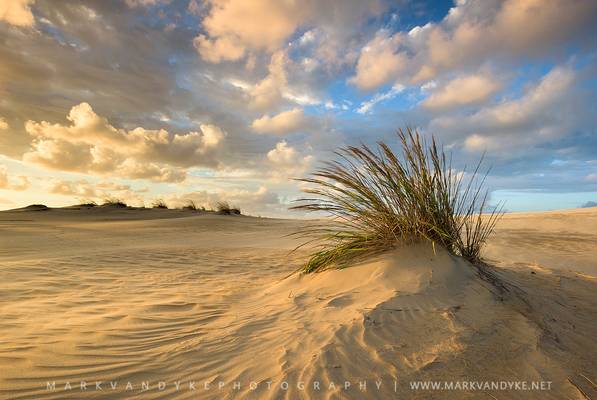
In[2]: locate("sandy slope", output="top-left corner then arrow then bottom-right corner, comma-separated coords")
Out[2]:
0,206 -> 596,399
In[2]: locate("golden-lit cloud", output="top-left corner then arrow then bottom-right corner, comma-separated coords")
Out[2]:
429,66 -> 577,152
23,103 -> 226,182
422,74 -> 499,110
0,165 -> 30,191
195,0 -> 309,63
49,179 -> 146,205
248,51 -> 288,111
0,0 -> 35,27
267,141 -> 312,178
350,31 -> 406,91
165,185 -> 280,212
251,108 -> 306,135
349,0 -> 597,88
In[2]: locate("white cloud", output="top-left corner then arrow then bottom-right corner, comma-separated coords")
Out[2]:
251,108 -> 306,135
356,84 -> 405,114
422,73 -> 499,110
23,103 -> 226,182
0,0 -> 35,27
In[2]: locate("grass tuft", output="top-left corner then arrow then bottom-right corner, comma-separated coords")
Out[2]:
101,198 -> 127,208
292,128 -> 504,273
216,201 -> 241,215
182,199 -> 198,211
76,200 -> 97,207
152,199 -> 168,209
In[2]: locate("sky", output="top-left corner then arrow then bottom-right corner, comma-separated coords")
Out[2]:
0,0 -> 596,216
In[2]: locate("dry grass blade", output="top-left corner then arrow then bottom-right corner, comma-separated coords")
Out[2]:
291,128 -> 504,273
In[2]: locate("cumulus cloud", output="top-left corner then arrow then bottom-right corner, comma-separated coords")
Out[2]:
266,141 -> 312,177
0,165 -> 30,191
193,34 -> 246,63
429,66 -> 579,153
422,73 -> 499,110
195,0 -> 385,68
251,108 -> 306,135
349,30 -> 407,90
248,50 -> 288,111
195,0 -> 308,63
349,0 -> 597,88
429,0 -> 597,68
0,0 -> 35,27
23,103 -> 226,182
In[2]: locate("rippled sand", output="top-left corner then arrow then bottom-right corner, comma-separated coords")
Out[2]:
0,207 -> 595,399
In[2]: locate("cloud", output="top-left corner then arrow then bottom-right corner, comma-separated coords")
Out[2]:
429,66 -> 580,153
422,73 -> 499,110
49,178 -> 146,205
23,103 -> 226,182
0,117 -> 8,130
581,200 -> 597,208
251,108 -> 306,135
248,50 -> 288,111
234,50 -> 323,111
166,185 -> 280,210
125,0 -> 170,8
0,165 -> 30,191
193,34 -> 246,63
195,0 -> 309,63
585,174 -> 597,183
349,0 -> 597,88
356,84 -> 405,114
266,141 -> 312,177
0,0 -> 35,27
195,0 -> 385,67
349,30 -> 407,90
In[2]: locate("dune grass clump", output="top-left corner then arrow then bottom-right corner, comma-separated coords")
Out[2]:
152,199 -> 168,209
102,198 -> 127,208
182,199 -> 198,211
292,128 -> 503,273
216,201 -> 241,215
76,200 -> 97,207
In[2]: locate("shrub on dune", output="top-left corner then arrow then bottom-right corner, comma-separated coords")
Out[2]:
292,128 -> 503,273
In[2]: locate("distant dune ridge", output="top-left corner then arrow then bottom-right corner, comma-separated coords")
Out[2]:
0,206 -> 596,399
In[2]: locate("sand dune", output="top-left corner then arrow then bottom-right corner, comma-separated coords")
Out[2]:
0,207 -> 596,399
